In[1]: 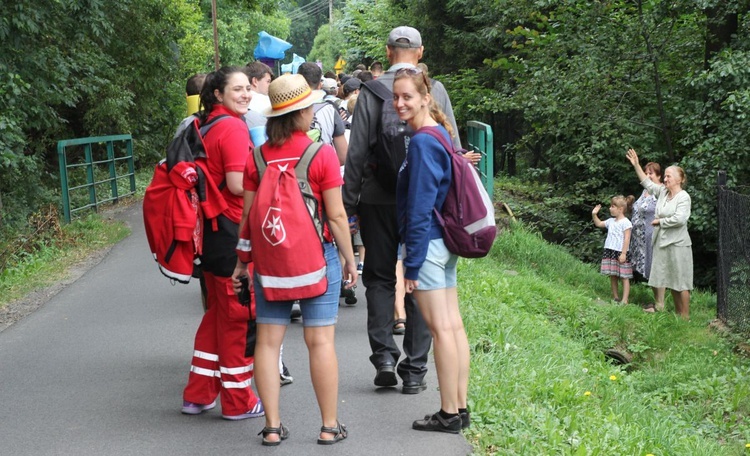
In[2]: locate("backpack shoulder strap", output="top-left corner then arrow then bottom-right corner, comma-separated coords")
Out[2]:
295,142 -> 324,176
199,114 -> 230,136
418,127 -> 455,223
364,79 -> 392,101
253,144 -> 268,180
295,142 -> 326,242
417,126 -> 454,154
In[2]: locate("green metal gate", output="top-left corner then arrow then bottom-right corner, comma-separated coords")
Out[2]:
57,135 -> 136,223
466,121 -> 494,196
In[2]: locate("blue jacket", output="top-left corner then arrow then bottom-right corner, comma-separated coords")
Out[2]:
396,125 -> 452,280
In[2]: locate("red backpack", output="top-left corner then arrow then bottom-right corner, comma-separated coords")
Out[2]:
143,115 -> 229,283
418,127 -> 497,258
242,142 -> 328,301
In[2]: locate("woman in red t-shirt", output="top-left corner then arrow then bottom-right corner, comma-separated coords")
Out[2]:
232,74 -> 357,446
181,67 -> 264,421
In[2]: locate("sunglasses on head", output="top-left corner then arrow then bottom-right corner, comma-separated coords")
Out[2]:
395,67 -> 428,86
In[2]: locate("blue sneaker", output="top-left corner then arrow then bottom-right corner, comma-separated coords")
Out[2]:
181,400 -> 216,415
222,400 -> 265,420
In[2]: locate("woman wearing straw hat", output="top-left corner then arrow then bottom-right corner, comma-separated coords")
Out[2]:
232,74 -> 357,446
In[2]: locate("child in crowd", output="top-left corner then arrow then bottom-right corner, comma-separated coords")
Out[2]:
592,195 -> 635,304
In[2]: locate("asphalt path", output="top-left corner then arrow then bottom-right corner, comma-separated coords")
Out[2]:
0,204 -> 472,456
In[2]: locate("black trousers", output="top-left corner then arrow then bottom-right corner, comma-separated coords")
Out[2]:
358,202 -> 431,383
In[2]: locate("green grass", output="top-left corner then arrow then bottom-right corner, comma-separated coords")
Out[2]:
461,223 -> 750,455
0,213 -> 130,308
0,167 -> 150,309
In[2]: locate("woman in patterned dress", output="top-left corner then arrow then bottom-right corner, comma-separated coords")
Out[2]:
630,162 -> 666,312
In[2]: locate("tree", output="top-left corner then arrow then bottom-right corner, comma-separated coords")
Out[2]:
308,21 -> 344,71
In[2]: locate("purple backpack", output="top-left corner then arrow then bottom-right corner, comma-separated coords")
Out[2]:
419,127 -> 497,258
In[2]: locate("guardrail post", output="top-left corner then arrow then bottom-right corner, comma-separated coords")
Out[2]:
467,121 -> 494,197
58,143 -> 72,224
107,141 -> 119,202
126,139 -> 136,194
84,143 -> 97,212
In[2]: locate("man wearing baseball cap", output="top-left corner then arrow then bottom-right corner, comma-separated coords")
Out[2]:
343,26 -> 460,397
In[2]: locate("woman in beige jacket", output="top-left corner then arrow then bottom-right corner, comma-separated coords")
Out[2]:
626,148 -> 693,319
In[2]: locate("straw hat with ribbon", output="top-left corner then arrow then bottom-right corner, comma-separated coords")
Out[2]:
264,74 -> 324,118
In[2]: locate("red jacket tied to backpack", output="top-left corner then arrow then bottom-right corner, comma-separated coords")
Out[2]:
143,116 -> 229,283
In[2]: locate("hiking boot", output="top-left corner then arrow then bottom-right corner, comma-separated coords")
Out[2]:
181,400 -> 216,415
412,412 -> 461,434
222,400 -> 265,420
280,363 -> 293,386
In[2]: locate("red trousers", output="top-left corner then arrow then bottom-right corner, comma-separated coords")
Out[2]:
183,271 -> 258,416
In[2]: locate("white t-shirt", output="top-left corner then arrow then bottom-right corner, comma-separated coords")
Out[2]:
248,91 -> 271,115
604,218 -> 633,251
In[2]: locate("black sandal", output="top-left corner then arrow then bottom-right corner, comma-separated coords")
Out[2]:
258,423 -> 289,446
317,420 -> 347,445
393,318 -> 406,335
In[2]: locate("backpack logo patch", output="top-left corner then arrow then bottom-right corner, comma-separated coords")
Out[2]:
262,207 -> 286,246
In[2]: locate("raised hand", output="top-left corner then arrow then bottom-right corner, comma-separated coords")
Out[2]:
626,148 -> 639,167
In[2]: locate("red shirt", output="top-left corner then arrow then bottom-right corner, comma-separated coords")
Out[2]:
203,105 -> 252,223
243,131 -> 343,242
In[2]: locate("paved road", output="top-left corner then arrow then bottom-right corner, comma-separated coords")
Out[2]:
0,204 -> 472,456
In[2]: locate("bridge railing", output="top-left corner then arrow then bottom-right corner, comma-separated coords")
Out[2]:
466,121 -> 494,196
57,135 -> 136,223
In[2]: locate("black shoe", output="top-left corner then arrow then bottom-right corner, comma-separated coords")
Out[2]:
401,379 -> 427,394
460,411 -> 470,429
280,362 -> 293,386
412,412 -> 461,434
374,364 -> 397,387
290,301 -> 302,321
340,285 -> 357,305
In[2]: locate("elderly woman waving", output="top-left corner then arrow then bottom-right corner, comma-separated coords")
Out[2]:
626,148 -> 693,319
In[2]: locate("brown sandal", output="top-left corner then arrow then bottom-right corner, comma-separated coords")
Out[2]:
317,420 -> 347,445
259,423 -> 289,446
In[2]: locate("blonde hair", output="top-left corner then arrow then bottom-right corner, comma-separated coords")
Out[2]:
347,94 -> 358,116
611,195 -> 635,216
666,165 -> 687,187
393,68 -> 454,138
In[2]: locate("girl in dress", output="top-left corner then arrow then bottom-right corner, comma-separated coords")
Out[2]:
592,195 -> 635,304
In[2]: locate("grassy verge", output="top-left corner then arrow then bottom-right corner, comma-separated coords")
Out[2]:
0,209 -> 131,309
0,166 -> 152,309
461,223 -> 749,455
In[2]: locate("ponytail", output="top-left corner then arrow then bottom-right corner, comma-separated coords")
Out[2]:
428,99 -> 453,139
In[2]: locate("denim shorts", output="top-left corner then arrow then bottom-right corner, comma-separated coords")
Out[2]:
254,243 -> 340,327
407,238 -> 458,290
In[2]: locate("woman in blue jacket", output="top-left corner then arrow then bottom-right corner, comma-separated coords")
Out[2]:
394,67 -> 470,434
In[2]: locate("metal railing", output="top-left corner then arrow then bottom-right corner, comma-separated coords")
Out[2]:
467,121 -> 494,196
57,135 -> 136,223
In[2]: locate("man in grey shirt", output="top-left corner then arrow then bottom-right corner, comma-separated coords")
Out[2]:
343,26 -> 460,395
